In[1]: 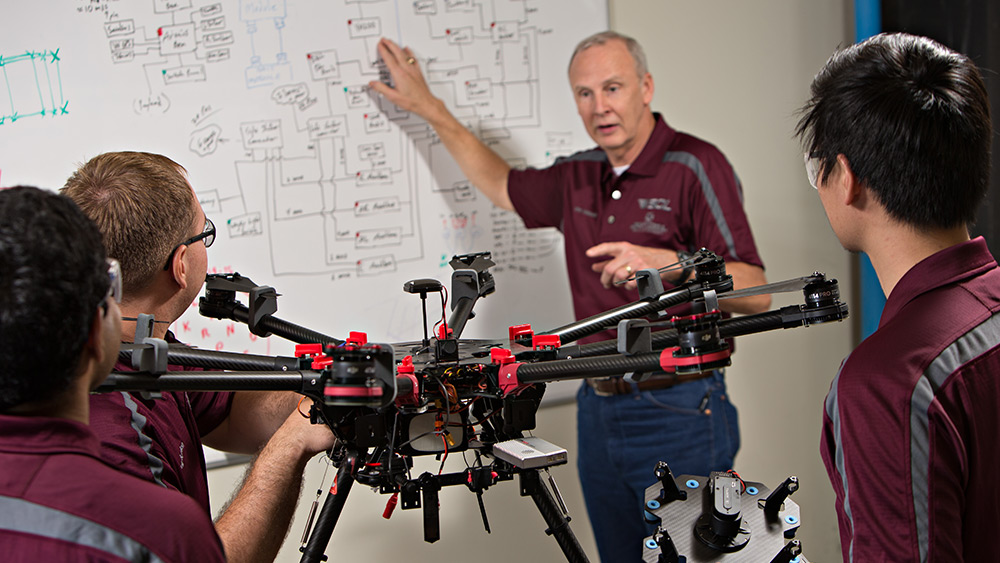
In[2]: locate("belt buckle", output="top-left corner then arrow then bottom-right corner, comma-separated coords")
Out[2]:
587,378 -> 618,397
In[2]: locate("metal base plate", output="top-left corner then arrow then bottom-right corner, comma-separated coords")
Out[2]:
641,474 -> 805,563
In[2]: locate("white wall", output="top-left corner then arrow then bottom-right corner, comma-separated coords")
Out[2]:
208,1 -> 857,561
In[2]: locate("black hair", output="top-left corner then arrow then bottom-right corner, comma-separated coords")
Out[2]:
796,32 -> 992,229
0,186 -> 109,410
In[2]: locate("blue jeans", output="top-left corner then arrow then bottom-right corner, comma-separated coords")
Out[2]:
576,371 -> 739,563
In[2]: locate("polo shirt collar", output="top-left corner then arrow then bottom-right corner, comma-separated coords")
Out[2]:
620,113 -> 677,178
0,414 -> 103,458
880,236 -> 996,327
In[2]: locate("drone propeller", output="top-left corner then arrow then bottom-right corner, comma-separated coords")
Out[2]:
716,273 -> 827,300
615,249 -> 714,286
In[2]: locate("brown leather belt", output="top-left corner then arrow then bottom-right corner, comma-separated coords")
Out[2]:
587,372 -> 712,397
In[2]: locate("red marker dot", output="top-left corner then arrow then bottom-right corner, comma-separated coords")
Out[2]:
347,20 -> 352,25
357,172 -> 361,176
307,53 -> 312,59
157,27 -> 163,36
465,81 -> 469,85
364,114 -> 368,118
446,29 -> 451,34
491,22 -> 496,28
354,201 -> 359,206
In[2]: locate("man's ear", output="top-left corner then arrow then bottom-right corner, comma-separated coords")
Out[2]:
79,308 -> 106,377
834,154 -> 865,207
169,244 -> 190,289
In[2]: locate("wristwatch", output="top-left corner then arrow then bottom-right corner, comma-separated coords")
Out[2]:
676,250 -> 694,283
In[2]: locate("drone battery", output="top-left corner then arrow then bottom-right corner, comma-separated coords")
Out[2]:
492,437 -> 567,469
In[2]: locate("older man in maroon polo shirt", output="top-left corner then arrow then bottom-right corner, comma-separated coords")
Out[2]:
798,33 -> 1000,562
371,30 -> 770,562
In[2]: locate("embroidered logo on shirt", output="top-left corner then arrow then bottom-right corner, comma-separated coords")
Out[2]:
638,198 -> 672,212
630,212 -> 667,235
573,206 -> 598,219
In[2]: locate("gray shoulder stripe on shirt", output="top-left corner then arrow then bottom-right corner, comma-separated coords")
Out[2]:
662,151 -> 739,260
826,355 -> 857,563
0,495 -> 165,563
909,310 -> 1000,563
121,391 -> 166,488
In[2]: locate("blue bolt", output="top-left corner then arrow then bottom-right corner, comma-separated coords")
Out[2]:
785,514 -> 799,525
645,539 -> 658,549
646,499 -> 661,510
686,479 -> 700,489
746,486 -> 758,495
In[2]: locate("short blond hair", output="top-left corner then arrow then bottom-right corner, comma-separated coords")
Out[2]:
63,152 -> 195,294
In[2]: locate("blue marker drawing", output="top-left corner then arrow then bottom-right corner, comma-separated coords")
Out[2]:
0,48 -> 67,125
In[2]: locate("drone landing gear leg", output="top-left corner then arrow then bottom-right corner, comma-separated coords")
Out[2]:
299,449 -> 360,563
520,469 -> 590,563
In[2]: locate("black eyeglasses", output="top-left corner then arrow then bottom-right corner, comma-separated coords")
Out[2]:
163,217 -> 215,270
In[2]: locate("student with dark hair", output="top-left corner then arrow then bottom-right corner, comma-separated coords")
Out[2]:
64,152 -> 336,563
798,33 -> 999,562
0,186 -> 225,562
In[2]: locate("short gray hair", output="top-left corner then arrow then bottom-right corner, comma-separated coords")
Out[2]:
568,31 -> 648,79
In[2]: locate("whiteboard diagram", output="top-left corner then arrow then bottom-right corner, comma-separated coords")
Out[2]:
3,0 -> 607,356
0,48 -> 67,125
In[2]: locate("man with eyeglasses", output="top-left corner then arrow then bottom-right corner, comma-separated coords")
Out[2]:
797,33 -> 1000,562
0,186 -> 225,561
63,151 -> 335,563
164,216 -> 215,270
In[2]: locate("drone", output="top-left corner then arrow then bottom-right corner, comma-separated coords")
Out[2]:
102,249 -> 846,563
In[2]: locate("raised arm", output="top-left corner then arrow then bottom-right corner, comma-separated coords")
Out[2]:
368,38 -> 514,210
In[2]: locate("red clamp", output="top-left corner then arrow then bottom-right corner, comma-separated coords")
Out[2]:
295,343 -> 322,357
294,343 -> 332,370
346,331 -> 368,347
490,347 -> 515,365
498,362 -> 522,396
492,348 -> 522,395
508,323 -> 533,343
532,334 -> 561,351
437,324 -> 453,339
397,355 -> 415,374
658,347 -> 732,373
395,355 -> 419,406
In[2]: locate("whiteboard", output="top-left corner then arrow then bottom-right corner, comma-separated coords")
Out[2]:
1,0 -> 609,376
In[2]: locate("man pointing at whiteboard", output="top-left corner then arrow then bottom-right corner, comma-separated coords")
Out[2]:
372,31 -> 769,562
